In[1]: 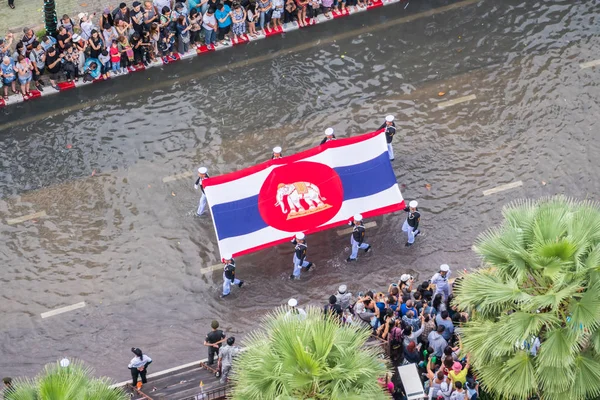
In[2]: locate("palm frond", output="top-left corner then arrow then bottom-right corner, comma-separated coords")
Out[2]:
568,352 -> 600,400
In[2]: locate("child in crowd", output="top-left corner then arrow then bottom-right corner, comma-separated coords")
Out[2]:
271,0 -> 284,30
117,35 -> 134,73
99,49 -> 111,78
109,40 -> 121,75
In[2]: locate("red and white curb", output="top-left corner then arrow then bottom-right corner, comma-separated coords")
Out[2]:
0,0 -> 401,110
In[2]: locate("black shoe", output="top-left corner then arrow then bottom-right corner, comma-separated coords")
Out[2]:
221,293 -> 230,298
238,280 -> 244,288
290,274 -> 296,280
305,262 -> 313,271
364,245 -> 372,253
390,158 -> 394,161
39,80 -> 45,86
36,85 -> 44,92
405,242 -> 413,247
346,257 -> 356,262
414,231 -> 421,238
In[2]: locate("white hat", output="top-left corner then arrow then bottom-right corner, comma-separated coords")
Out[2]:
385,115 -> 395,122
338,284 -> 347,294
400,274 -> 411,282
409,200 -> 418,208
273,146 -> 282,153
60,358 -> 70,368
354,214 -> 363,221
295,232 -> 305,240
77,12 -> 88,20
72,34 -> 81,42
198,167 -> 208,174
288,298 -> 298,307
222,254 -> 232,261
440,264 -> 450,272
324,128 -> 334,136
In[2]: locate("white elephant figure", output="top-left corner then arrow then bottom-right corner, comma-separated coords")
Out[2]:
274,182 -> 327,215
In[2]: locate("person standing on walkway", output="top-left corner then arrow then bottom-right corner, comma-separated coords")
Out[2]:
290,232 -> 313,280
194,166 -> 210,216
431,264 -> 451,300
128,347 -> 152,389
402,200 -> 420,247
7,0 -> 14,9
204,320 -> 226,365
222,254 -> 244,298
272,146 -> 283,159
379,115 -> 396,161
320,127 -> 336,144
218,337 -> 240,384
346,214 -> 371,262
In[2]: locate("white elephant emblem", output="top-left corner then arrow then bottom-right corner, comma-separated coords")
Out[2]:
274,182 -> 331,219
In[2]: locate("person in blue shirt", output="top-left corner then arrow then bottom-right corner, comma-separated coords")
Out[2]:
1,56 -> 16,100
215,2 -> 232,45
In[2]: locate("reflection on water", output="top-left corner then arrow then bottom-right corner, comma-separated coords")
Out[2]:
1,0 -> 599,380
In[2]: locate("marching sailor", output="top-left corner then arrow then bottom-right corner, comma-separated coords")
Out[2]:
222,254 -> 244,297
402,200 -> 421,247
431,264 -> 451,300
272,146 -> 283,159
194,167 -> 210,216
379,115 -> 396,161
346,214 -> 371,262
320,127 -> 336,145
290,232 -> 314,280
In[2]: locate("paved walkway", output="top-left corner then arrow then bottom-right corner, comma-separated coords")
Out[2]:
0,0 -> 120,34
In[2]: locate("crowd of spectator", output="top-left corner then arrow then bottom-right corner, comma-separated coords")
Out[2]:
323,272 -> 481,400
0,0 -> 381,103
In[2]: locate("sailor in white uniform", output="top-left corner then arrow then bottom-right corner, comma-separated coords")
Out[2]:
402,200 -> 421,247
320,127 -> 336,145
291,232 -> 314,280
431,264 -> 451,300
346,214 -> 371,262
194,167 -> 209,216
222,254 -> 244,297
272,146 -> 283,159
379,115 -> 396,161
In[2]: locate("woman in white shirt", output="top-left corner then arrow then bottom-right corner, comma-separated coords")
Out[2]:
128,347 -> 153,389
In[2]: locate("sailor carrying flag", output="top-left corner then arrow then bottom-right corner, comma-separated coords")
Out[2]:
194,167 -> 210,216
346,214 -> 371,262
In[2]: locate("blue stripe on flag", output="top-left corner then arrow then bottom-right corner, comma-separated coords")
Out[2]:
211,195 -> 269,239
334,151 -> 396,200
211,151 -> 396,240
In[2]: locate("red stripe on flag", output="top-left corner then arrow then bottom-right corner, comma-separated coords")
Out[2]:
230,200 -> 405,258
203,129 -> 385,188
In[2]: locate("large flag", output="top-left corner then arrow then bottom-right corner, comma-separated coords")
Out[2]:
203,130 -> 405,258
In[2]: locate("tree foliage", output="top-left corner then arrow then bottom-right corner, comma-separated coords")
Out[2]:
229,306 -> 391,400
6,359 -> 128,400
454,196 -> 600,400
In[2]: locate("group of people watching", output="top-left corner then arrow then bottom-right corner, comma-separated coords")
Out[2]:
0,0 -> 372,102
323,267 -> 481,400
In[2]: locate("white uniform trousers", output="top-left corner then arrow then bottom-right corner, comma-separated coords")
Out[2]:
402,220 -> 419,244
350,235 -> 369,259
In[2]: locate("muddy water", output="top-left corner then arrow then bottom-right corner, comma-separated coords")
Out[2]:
1,0 -> 599,380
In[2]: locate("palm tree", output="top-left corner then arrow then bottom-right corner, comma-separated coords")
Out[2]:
229,306 -> 391,400
6,359 -> 128,400
454,196 -> 600,400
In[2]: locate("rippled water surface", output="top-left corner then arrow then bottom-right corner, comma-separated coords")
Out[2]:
1,0 -> 599,380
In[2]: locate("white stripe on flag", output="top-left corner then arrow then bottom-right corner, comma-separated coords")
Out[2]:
216,184 -> 402,256
205,133 -> 388,205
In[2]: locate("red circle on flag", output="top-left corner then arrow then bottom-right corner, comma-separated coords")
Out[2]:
258,161 -> 344,232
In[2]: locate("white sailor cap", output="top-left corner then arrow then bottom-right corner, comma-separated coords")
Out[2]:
338,284 -> 347,294
354,214 -> 363,221
295,232 -> 305,240
72,33 -> 81,42
409,200 -> 418,208
288,298 -> 298,307
385,115 -> 395,122
400,274 -> 411,282
222,254 -> 233,261
440,264 -> 450,272
325,128 -> 334,136
273,146 -> 282,153
198,167 -> 208,174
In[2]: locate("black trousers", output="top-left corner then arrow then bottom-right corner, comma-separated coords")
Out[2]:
207,345 -> 219,365
130,367 -> 148,385
8,0 -> 14,6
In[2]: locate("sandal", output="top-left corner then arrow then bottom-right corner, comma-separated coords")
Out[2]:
9,4 -> 14,8
3,95 -> 8,100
